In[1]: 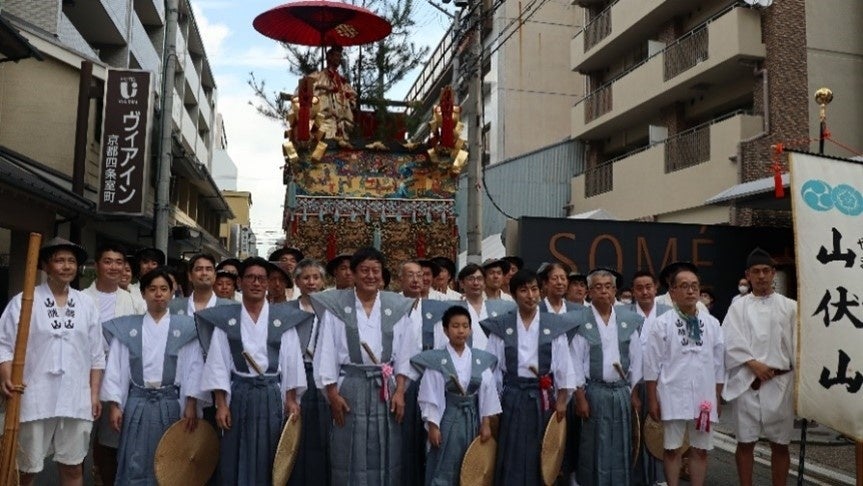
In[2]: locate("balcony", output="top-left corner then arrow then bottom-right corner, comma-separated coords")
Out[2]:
198,96 -> 213,132
63,0 -> 129,46
571,112 -> 762,219
130,15 -> 161,90
172,88 -> 184,130
571,0 -> 695,72
404,23 -> 454,115
184,56 -> 201,101
134,0 -> 165,27
181,114 -> 198,154
571,7 -> 764,141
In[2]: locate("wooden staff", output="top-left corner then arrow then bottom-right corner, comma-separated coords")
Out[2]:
613,362 -> 628,382
360,341 -> 380,365
0,232 -> 42,485
449,374 -> 467,396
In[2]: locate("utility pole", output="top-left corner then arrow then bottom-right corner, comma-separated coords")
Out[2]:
155,0 -> 180,254
465,3 -> 483,264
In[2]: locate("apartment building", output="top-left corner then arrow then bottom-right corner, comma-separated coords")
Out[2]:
406,0 -> 583,165
0,0 -> 232,301
568,0 -> 863,225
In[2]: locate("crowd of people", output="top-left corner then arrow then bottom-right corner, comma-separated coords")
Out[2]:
0,237 -> 797,486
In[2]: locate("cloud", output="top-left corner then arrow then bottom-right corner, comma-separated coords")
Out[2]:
192,4 -> 231,59
216,89 -> 287,242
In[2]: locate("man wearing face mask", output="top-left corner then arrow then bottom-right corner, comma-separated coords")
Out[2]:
732,278 -> 750,304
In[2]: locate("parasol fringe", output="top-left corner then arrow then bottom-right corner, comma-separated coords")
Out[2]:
0,232 -> 42,485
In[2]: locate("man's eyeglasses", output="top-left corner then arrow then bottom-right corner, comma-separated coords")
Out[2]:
242,274 -> 268,284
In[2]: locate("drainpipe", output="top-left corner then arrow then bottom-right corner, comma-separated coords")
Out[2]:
155,0 -> 180,254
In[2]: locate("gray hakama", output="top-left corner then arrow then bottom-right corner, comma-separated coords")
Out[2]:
403,299 -> 456,486
196,303 -> 313,486
310,290 -> 415,486
102,314 -> 198,486
575,307 -> 641,486
411,348 -> 497,486
481,312 -> 577,486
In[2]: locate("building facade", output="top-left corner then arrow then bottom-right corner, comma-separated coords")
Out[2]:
0,0 -> 231,303
568,0 -> 863,224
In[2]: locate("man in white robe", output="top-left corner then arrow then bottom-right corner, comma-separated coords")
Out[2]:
81,243 -> 143,483
645,264 -> 724,486
127,247 -> 165,312
312,248 -> 416,486
722,248 -> 796,486
197,257 -> 308,485
0,237 -> 105,486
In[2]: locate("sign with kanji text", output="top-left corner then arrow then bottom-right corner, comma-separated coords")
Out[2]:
97,69 -> 152,214
791,151 -> 863,441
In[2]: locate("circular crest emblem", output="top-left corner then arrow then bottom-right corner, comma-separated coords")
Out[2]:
273,319 -> 282,328
344,306 -> 352,314
384,309 -> 392,316
130,329 -> 138,337
585,323 -> 593,330
228,318 -> 237,326
543,328 -> 551,335
172,330 -> 181,338
505,328 -> 514,335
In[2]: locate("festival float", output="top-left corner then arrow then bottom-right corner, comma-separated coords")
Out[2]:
253,1 -> 466,272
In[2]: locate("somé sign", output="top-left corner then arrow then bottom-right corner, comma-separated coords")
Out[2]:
97,69 -> 152,215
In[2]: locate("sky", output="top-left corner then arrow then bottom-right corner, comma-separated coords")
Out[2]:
191,0 -> 452,254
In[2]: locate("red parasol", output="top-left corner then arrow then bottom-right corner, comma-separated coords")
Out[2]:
253,1 -> 392,47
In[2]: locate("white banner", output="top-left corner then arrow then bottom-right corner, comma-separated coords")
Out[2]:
791,151 -> 863,441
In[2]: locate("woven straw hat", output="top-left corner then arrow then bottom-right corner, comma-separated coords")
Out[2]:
540,415 -> 567,486
643,415 -> 690,460
154,419 -> 219,485
460,435 -> 496,486
272,413 -> 302,486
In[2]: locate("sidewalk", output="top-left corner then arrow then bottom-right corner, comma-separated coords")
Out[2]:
713,403 -> 857,485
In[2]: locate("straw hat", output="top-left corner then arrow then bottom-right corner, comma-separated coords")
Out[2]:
154,419 -> 219,485
540,415 -> 567,486
643,415 -> 690,460
460,436 -> 496,486
272,414 -> 302,486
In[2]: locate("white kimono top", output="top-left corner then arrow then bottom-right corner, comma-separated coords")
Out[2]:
721,292 -> 796,402
570,306 -> 643,389
0,283 -> 105,422
417,343 -> 502,427
644,309 -> 725,421
485,312 -> 577,393
199,302 -> 306,406
313,294 -> 414,390
100,313 -> 209,411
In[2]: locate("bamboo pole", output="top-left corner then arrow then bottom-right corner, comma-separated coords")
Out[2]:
0,232 -> 42,485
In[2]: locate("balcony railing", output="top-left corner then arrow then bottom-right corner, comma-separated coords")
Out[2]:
665,123 -> 710,172
584,84 -> 613,123
664,26 -> 708,81
584,7 -> 611,51
585,162 -> 613,197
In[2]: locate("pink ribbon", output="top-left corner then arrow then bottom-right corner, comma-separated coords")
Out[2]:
379,363 -> 394,402
695,400 -> 711,432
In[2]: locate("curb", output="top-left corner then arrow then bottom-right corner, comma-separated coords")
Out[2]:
713,431 -> 855,485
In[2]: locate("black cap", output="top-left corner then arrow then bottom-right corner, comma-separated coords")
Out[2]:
215,269 -> 237,282
269,247 -> 304,263
746,248 -> 776,269
501,256 -> 524,271
269,262 -> 293,287
326,253 -> 352,277
39,237 -> 88,267
135,247 -> 166,266
216,258 -> 241,274
482,258 -> 511,274
430,256 -> 456,278
658,261 -> 698,286
418,259 -> 441,278
567,272 -> 587,284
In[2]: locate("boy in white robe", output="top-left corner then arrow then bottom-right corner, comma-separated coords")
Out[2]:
413,305 -> 501,485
